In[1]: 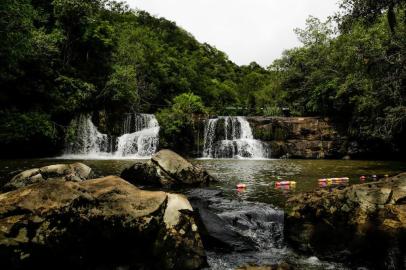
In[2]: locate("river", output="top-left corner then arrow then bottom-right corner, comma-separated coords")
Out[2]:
1,158 -> 405,269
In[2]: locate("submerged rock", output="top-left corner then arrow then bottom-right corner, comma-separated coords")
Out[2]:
3,162 -> 92,192
0,176 -> 206,270
285,173 -> 406,269
121,149 -> 216,187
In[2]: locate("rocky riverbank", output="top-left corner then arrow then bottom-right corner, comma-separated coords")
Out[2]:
1,149 -> 405,270
285,173 -> 406,269
0,150 -> 216,270
0,175 -> 206,270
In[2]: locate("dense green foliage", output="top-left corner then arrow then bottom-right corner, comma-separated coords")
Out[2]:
268,1 -> 406,154
0,0 -> 405,157
0,0 -> 269,156
156,93 -> 207,152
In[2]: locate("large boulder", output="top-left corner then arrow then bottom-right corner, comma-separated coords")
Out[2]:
3,162 -> 92,192
285,173 -> 406,269
121,149 -> 215,187
0,176 -> 206,270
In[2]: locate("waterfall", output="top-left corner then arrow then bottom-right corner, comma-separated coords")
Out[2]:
64,114 -> 159,159
202,116 -> 270,159
115,114 -> 159,157
64,115 -> 110,155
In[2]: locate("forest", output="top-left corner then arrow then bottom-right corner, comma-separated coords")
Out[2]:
0,0 -> 405,157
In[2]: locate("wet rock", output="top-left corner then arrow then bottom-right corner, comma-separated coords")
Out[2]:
187,189 -> 258,252
190,198 -> 257,252
121,162 -> 162,185
3,162 -> 92,192
235,262 -> 292,270
285,172 -> 406,269
0,176 -> 206,270
121,149 -> 216,187
187,188 -> 224,200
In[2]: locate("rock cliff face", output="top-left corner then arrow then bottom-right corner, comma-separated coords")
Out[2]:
285,173 -> 406,269
247,117 -> 347,159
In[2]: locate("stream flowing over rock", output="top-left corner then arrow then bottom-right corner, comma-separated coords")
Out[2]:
121,149 -> 216,187
285,173 -> 406,269
3,162 -> 92,192
0,176 -> 206,270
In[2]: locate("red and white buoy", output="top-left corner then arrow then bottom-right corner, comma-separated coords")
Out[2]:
236,183 -> 247,189
275,181 -> 296,187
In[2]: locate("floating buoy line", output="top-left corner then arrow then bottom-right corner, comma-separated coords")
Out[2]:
236,174 -> 390,191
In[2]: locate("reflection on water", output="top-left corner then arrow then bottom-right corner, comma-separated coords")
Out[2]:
1,158 -> 405,207
193,159 -> 406,207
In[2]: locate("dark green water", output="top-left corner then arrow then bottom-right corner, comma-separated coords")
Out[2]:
1,158 -> 405,207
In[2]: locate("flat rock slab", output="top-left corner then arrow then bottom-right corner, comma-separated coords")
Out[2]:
0,176 -> 206,270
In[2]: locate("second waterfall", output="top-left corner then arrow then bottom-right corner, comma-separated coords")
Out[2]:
202,116 -> 270,159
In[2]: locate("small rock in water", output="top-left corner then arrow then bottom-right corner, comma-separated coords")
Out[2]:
305,256 -> 321,265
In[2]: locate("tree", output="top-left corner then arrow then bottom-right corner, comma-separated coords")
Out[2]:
294,16 -> 335,46
100,65 -> 139,110
339,0 -> 406,33
0,0 -> 36,81
156,93 -> 208,152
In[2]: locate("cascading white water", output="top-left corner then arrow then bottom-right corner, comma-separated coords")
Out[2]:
65,115 -> 110,155
202,116 -> 269,159
64,114 -> 159,159
115,114 -> 159,157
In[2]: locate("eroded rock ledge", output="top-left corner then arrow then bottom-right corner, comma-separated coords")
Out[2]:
247,117 -> 346,159
0,176 -> 206,270
285,173 -> 406,269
